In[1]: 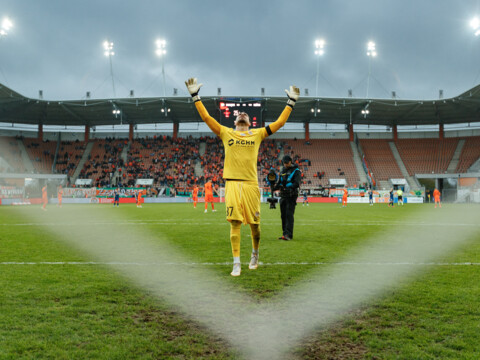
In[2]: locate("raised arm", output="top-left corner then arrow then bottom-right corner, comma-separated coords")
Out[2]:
185,78 -> 221,136
267,86 -> 300,135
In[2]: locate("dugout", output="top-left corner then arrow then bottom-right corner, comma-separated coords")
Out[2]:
416,173 -> 480,203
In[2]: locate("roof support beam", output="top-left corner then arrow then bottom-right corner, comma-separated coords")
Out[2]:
394,102 -> 423,124
59,103 -> 88,125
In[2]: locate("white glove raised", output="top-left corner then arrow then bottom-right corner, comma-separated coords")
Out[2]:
285,85 -> 300,108
185,78 -> 203,102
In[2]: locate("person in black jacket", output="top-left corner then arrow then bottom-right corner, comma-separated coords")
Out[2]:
276,155 -> 301,240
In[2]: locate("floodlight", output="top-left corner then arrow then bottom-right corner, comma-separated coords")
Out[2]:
155,38 -> 168,97
2,17 -> 12,31
314,38 -> 326,97
314,38 -> 325,56
470,17 -> 479,30
367,41 -> 377,57
103,41 -> 114,57
0,17 -> 13,36
471,17 -> 480,36
155,38 -> 167,56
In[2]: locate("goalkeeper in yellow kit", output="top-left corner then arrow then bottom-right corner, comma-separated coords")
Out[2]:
185,78 -> 300,276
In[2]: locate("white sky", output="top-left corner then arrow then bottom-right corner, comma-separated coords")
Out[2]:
1,0 -> 480,101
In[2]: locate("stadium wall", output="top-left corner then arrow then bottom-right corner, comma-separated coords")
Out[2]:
0,129 -> 37,138
2,127 -> 480,141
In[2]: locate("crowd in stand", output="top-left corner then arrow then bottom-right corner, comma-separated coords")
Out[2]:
201,137 -> 224,186
55,140 -> 86,175
78,138 -> 125,187
121,136 -> 201,188
4,135 -> 425,191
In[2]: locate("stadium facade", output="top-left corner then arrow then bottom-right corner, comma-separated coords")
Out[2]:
2,82 -> 480,204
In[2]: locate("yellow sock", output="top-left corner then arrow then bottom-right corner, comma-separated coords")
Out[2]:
230,221 -> 242,258
250,224 -> 260,252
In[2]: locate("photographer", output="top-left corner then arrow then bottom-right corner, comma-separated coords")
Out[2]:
276,155 -> 301,241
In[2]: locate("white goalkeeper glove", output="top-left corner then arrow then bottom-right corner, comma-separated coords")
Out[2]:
185,77 -> 203,102
285,85 -> 300,108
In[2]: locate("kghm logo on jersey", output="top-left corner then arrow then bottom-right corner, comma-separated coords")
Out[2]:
227,138 -> 255,147
235,139 -> 255,147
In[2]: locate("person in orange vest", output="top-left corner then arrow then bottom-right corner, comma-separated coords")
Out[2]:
203,179 -> 217,213
41,185 -> 48,211
342,188 -> 348,207
136,190 -> 143,208
433,188 -> 441,208
192,185 -> 199,209
57,185 -> 63,208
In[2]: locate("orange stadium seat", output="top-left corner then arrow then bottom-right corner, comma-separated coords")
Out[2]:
395,138 -> 458,175
360,139 -> 403,181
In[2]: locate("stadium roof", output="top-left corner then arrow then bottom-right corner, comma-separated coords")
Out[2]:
1,82 -> 480,127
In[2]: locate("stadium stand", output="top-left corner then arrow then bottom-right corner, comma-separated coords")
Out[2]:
22,139 -> 86,176
54,140 -> 86,176
23,138 -> 58,174
455,136 -> 480,173
395,138 -> 458,175
0,136 -> 27,173
360,139 -> 403,181
125,136 -> 200,188
7,135 -> 480,191
258,138 -> 283,184
283,139 -> 360,187
78,139 -> 125,187
201,137 -> 224,186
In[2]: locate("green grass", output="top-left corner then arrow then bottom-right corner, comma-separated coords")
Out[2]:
0,203 -> 479,359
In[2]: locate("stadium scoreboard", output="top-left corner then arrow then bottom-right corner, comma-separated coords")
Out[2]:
218,99 -> 263,128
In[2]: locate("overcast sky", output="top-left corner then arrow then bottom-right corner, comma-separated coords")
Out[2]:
1,0 -> 480,101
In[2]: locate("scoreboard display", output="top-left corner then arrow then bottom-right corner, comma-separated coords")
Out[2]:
218,100 -> 263,128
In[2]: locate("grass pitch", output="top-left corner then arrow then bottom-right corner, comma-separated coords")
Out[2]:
0,202 -> 479,359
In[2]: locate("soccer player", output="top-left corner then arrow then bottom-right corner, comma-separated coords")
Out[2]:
57,185 -> 63,208
342,188 -> 348,207
397,188 -> 404,206
368,188 -> 374,206
136,190 -> 142,208
302,190 -> 309,206
433,188 -> 441,208
113,189 -> 120,207
41,184 -> 48,211
186,77 -> 299,276
388,188 -> 394,207
203,180 -> 217,213
192,184 -> 199,209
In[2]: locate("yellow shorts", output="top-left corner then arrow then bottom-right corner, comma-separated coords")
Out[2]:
225,180 -> 261,224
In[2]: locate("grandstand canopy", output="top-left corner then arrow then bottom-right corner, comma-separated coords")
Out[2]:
1,82 -> 480,127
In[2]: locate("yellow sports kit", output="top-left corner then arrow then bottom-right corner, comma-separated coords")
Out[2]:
194,100 -> 292,258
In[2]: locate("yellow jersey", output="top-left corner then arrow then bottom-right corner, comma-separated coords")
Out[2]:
219,126 -> 267,181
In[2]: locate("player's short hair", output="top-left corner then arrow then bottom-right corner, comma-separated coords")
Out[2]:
282,155 -> 292,163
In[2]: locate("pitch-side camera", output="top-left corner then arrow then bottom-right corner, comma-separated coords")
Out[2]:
266,168 -> 278,209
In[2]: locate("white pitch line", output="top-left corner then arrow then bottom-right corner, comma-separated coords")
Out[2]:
0,261 -> 479,266
1,221 -> 480,227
